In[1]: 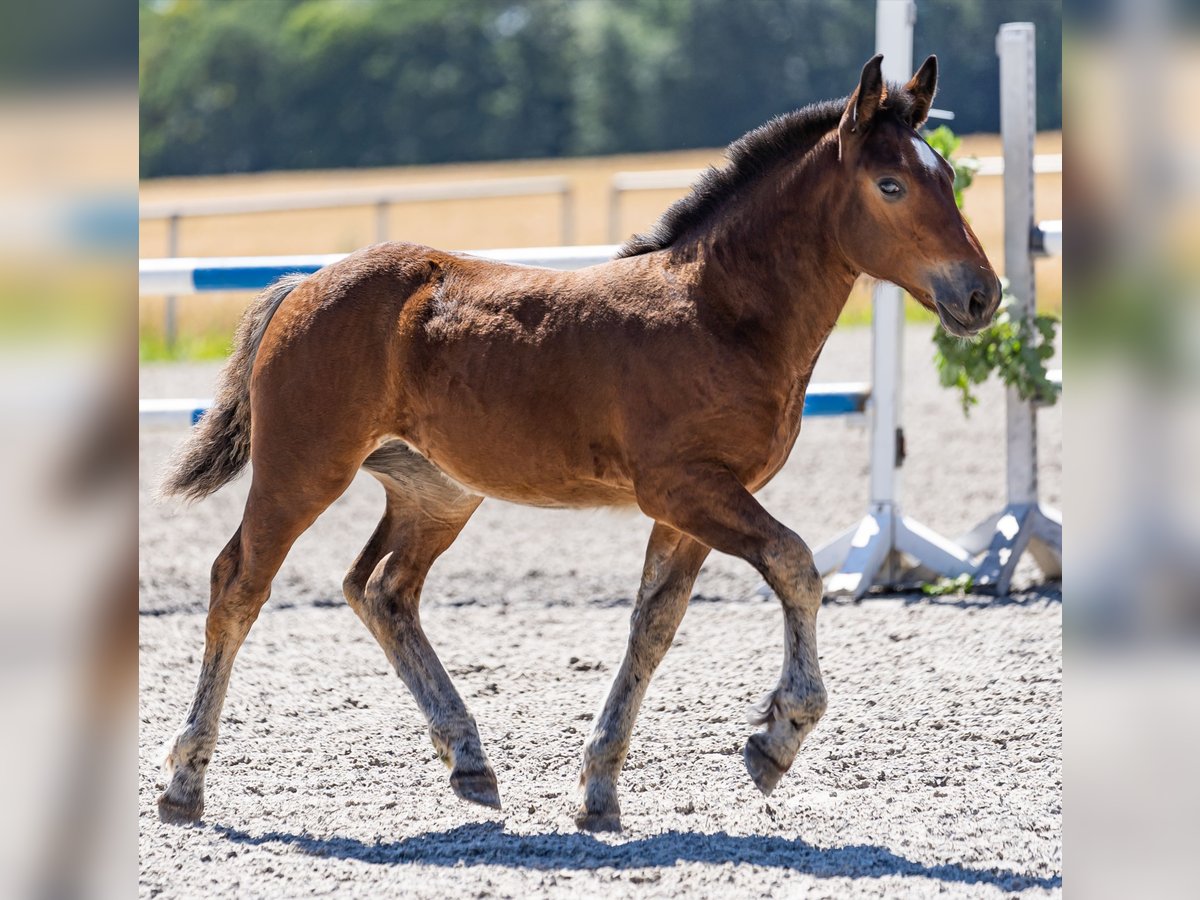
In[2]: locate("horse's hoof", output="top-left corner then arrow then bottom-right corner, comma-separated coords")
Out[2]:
157,791 -> 204,825
450,768 -> 502,810
743,734 -> 787,796
574,806 -> 622,833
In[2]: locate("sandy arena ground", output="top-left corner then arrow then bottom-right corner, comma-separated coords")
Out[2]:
139,325 -> 1062,898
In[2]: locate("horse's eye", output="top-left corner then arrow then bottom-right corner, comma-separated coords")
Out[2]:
877,177 -> 904,198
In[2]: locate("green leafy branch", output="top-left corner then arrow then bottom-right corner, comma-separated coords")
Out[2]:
932,287 -> 1060,414
922,125 -> 1060,417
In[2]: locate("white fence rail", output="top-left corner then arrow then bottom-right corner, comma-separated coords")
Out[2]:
142,175 -> 577,348
139,245 -> 620,297
141,175 -> 576,245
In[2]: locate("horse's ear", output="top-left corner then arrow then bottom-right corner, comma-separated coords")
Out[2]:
839,54 -> 886,158
904,55 -> 938,128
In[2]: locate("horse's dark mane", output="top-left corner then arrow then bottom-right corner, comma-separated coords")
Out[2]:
617,86 -> 919,258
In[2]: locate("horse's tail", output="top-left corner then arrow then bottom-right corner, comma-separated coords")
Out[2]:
159,274 -> 308,502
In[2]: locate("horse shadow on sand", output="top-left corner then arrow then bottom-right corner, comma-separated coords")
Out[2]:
214,822 -> 1059,892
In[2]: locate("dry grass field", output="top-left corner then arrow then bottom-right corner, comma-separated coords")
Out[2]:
139,132 -> 1061,357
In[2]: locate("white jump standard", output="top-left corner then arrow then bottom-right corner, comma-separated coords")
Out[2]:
810,0 -> 975,599
964,22 -> 1062,595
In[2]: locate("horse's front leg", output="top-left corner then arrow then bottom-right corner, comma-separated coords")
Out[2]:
576,524 -> 709,831
637,464 -> 828,797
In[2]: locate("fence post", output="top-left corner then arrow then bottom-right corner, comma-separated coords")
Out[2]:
165,213 -> 180,353
607,184 -> 621,244
375,200 -> 389,243
560,186 -> 575,246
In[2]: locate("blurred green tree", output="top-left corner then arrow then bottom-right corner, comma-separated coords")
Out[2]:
139,0 -> 1062,178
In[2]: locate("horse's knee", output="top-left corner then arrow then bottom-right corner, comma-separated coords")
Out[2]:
207,552 -> 272,635
209,533 -> 242,596
210,525 -> 280,603
763,533 -> 821,606
795,555 -> 822,603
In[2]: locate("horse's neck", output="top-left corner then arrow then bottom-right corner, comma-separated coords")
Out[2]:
686,140 -> 858,373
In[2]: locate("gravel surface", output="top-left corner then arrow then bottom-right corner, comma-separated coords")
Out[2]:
139,324 -> 1062,898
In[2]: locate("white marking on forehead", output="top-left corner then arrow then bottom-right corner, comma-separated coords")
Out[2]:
910,135 -> 944,174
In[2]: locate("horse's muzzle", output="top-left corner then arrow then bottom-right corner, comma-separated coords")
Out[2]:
932,268 -> 1002,337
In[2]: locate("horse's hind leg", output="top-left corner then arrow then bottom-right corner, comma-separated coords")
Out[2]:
157,460 -> 358,824
636,464 -> 828,797
343,445 -> 496,807
577,523 -> 710,831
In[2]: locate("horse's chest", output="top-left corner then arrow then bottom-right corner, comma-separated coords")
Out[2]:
742,377 -> 808,486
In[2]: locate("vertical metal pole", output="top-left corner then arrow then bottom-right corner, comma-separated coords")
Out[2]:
869,0 -> 915,513
607,185 -> 621,244
165,214 -> 179,353
375,200 -> 389,243
876,0 -> 915,83
560,186 -> 575,246
998,23 -> 1038,505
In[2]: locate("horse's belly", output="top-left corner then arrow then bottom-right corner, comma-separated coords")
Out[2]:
429,463 -> 638,509
401,430 -> 638,509
470,479 -> 637,509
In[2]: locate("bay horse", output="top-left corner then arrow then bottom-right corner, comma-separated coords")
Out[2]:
156,54 -> 999,832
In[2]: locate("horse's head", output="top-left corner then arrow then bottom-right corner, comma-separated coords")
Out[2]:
834,54 -> 1001,337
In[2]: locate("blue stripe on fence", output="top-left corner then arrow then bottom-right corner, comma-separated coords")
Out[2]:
803,391 -> 868,416
192,264 -> 326,292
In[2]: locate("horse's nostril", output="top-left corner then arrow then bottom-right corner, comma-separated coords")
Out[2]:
968,289 -> 988,321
